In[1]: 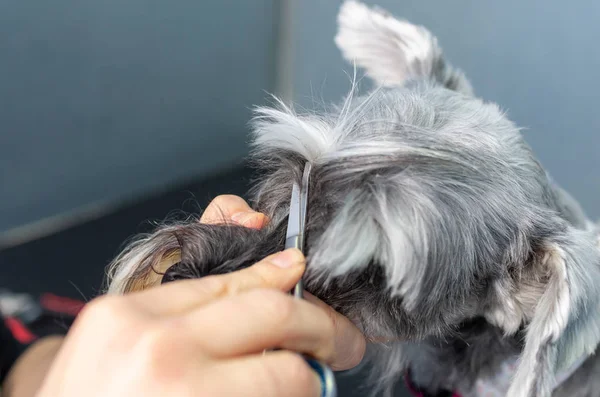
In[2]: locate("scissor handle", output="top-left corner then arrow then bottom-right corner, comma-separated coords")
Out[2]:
305,358 -> 338,397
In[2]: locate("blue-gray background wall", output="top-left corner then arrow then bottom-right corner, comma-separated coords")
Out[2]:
292,0 -> 600,219
0,0 -> 276,234
2,0 -> 599,235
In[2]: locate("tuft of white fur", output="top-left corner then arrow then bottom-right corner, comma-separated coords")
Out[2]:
252,99 -> 337,163
485,278 -> 527,336
250,79 -> 384,164
107,236 -> 157,294
507,245 -> 571,397
335,1 -> 441,87
541,248 -> 572,342
105,222 -> 186,295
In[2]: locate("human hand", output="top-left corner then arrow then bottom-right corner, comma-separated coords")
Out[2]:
36,249 -> 363,397
36,195 -> 366,397
200,195 -> 367,370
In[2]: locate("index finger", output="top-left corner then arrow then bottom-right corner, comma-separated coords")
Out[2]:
304,292 -> 366,371
200,195 -> 268,229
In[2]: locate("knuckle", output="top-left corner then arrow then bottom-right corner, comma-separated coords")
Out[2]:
245,267 -> 271,288
139,325 -> 170,348
136,326 -> 181,370
80,296 -> 126,322
75,296 -> 143,345
195,275 -> 228,297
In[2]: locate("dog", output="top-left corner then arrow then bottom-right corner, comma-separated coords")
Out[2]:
105,2 -> 600,396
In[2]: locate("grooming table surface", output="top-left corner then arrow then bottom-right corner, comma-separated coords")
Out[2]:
0,165 -> 409,397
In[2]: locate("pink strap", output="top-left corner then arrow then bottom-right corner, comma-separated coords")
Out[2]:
404,373 -> 424,397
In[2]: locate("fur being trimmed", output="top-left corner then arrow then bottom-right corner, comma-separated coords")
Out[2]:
105,2 -> 600,396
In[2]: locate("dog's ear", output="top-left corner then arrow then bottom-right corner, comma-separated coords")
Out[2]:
335,1 -> 473,95
501,229 -> 600,397
106,230 -> 183,294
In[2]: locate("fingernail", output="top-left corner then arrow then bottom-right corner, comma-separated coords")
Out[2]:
269,248 -> 304,268
231,211 -> 257,224
231,212 -> 268,229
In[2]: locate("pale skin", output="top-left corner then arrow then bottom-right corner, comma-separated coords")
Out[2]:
3,195 -> 366,397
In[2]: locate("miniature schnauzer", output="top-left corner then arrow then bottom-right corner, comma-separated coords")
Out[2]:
105,2 -> 600,396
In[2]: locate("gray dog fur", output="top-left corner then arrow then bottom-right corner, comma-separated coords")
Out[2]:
105,2 -> 600,396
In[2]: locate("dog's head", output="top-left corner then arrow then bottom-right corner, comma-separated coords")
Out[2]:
106,2 -> 600,396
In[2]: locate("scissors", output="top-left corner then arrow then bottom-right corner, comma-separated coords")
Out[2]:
285,163 -> 337,397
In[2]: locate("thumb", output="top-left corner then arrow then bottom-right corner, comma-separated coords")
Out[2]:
230,248 -> 307,293
130,249 -> 306,316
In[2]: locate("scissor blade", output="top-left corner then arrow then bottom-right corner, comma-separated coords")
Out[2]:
285,182 -> 302,246
285,163 -> 312,250
299,163 -> 311,233
286,182 -> 304,298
